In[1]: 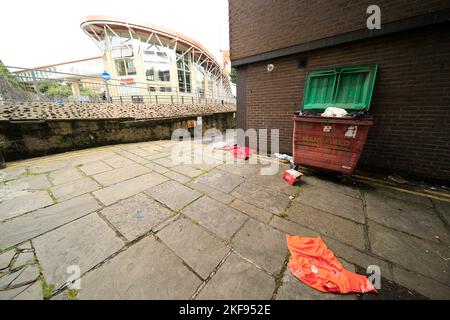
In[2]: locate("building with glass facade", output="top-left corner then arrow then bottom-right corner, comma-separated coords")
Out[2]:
12,16 -> 233,104
80,16 -> 233,101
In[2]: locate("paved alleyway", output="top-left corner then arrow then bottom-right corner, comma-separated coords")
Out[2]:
0,140 -> 449,300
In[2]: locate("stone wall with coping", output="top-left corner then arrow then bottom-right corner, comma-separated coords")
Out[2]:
0,112 -> 236,161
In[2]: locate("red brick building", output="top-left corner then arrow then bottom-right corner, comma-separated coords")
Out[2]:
229,0 -> 450,182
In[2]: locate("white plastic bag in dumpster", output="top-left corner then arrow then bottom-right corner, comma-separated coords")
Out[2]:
321,107 -> 348,117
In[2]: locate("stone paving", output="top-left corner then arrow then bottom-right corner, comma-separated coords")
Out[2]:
0,139 -> 449,300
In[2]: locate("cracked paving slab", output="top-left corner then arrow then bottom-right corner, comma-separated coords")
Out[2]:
0,191 -> 54,221
78,236 -> 202,299
0,194 -> 101,250
101,193 -> 172,242
196,253 -> 275,300
182,196 -> 248,241
157,217 -> 230,279
146,180 -> 202,211
33,213 -> 124,289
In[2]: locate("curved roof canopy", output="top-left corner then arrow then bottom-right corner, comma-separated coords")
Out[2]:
81,16 -> 230,93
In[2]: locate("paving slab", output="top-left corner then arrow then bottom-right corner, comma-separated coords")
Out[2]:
8,265 -> 40,288
246,173 -> 297,197
4,175 -> 51,191
126,148 -> 158,158
0,191 -> 53,221
50,177 -> 100,202
153,157 -> 181,168
49,167 -> 83,186
103,155 -> 136,168
0,249 -> 16,270
157,218 -> 230,279
68,151 -> 116,166
145,162 -> 170,174
365,189 -> 449,244
0,269 -> 22,290
144,152 -> 171,161
147,181 -> 201,211
28,161 -> 67,174
79,161 -> 113,176
101,193 -> 172,241
93,164 -> 151,186
171,165 -> 205,178
322,236 -> 394,281
369,222 -> 450,285
294,187 -> 364,223
230,199 -> 273,223
231,182 -> 290,215
368,187 -> 433,208
115,150 -> 150,165
392,266 -> 450,300
232,219 -> 287,274
11,251 -> 35,269
286,202 -> 366,251
0,184 -> 30,202
182,197 -> 247,240
0,284 -> 31,300
186,181 -> 235,204
0,167 -> 27,182
189,161 -> 218,172
196,169 -> 244,193
217,163 -> 260,178
163,170 -> 191,184
196,253 -> 274,300
0,194 -> 101,250
300,174 -> 361,199
33,214 -> 124,289
432,199 -> 450,227
78,237 -> 201,299
276,268 -> 356,300
12,281 -> 42,300
93,172 -> 167,206
269,216 -> 321,238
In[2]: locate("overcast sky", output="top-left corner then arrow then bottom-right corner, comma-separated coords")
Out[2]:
0,0 -> 229,68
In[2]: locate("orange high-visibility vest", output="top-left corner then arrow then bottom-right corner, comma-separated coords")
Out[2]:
287,235 -> 377,294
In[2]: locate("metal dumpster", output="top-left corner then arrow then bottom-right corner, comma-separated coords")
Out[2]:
293,64 -> 378,174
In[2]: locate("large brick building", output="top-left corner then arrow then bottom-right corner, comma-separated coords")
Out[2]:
229,0 -> 450,182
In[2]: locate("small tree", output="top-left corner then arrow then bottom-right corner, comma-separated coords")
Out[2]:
38,82 -> 71,99
230,67 -> 237,84
0,60 -> 27,90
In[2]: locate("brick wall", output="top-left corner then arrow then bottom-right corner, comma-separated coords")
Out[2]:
240,24 -> 450,182
229,0 -> 450,60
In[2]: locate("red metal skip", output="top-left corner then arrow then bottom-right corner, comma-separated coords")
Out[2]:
293,115 -> 373,174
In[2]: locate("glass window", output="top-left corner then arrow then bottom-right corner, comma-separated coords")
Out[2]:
176,50 -> 191,93
144,61 -> 170,82
115,58 -> 136,76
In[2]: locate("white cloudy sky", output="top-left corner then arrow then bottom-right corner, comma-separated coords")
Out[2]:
0,0 -> 229,68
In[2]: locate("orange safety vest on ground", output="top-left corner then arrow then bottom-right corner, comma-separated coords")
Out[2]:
286,235 -> 377,294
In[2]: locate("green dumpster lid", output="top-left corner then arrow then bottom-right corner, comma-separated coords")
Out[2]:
302,64 -> 378,112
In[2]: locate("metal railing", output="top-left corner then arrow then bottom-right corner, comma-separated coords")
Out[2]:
0,66 -> 236,106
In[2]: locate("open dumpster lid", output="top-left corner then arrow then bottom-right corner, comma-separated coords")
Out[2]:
302,64 -> 378,112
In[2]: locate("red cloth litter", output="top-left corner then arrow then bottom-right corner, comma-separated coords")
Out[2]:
287,235 -> 377,294
230,146 -> 256,160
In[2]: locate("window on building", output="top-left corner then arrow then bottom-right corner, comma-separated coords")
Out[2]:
143,50 -> 170,82
115,58 -> 136,76
176,50 -> 191,93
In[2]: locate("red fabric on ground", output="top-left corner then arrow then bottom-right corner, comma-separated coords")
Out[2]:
230,146 -> 256,159
286,235 -> 377,294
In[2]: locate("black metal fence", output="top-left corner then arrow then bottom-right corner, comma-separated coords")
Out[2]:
0,66 -> 236,106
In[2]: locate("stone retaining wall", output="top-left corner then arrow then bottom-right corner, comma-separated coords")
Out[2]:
0,112 -> 235,161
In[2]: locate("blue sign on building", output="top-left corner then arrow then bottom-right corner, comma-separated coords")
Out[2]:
101,71 -> 111,81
